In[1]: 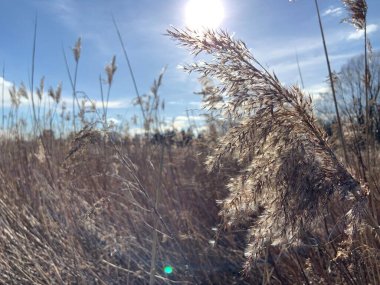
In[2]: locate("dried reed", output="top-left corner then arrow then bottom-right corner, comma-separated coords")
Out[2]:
168,27 -> 379,271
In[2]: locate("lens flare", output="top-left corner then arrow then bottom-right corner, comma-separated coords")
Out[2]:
164,265 -> 173,274
185,0 -> 225,30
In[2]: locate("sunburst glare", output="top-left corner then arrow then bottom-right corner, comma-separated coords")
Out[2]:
185,0 -> 225,30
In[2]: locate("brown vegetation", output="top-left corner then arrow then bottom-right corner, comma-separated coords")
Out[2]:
1,1 -> 380,284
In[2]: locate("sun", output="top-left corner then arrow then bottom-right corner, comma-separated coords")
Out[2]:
185,0 -> 225,30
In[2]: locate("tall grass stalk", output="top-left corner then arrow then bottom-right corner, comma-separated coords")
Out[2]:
63,37 -> 82,133
364,23 -> 369,168
29,15 -> 38,133
99,55 -> 117,195
104,55 -> 117,122
295,50 -> 305,89
1,64 -> 4,130
314,0 -> 349,163
112,17 -> 148,125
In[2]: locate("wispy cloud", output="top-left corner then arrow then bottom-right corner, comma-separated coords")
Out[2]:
168,101 -> 185,105
323,6 -> 343,17
167,100 -> 201,108
94,99 -> 130,109
44,0 -> 77,30
255,28 -> 350,65
61,96 -> 130,110
347,24 -> 378,40
269,51 -> 357,79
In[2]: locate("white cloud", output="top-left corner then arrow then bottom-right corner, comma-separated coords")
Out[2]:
97,100 -> 129,109
304,83 -> 330,101
347,24 -> 378,40
128,127 -> 145,136
0,77 -> 14,107
306,84 -> 329,94
269,51 -> 357,78
61,97 -> 129,110
167,101 -> 183,105
169,115 -> 204,130
0,78 -> 31,108
107,117 -> 121,125
167,100 -> 201,108
323,7 -> 343,17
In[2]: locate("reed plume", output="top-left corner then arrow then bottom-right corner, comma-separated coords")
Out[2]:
168,27 -> 375,268
73,37 -> 82,63
105,55 -> 117,86
342,0 -> 367,30
36,76 -> 44,101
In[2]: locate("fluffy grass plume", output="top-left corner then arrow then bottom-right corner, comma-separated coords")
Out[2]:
342,0 -> 367,30
167,27 -> 375,268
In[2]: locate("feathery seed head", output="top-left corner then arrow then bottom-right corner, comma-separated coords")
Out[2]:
168,27 -> 366,267
55,82 -> 62,103
48,86 -> 55,101
17,82 -> 28,100
73,37 -> 82,63
9,85 -> 19,107
105,55 -> 117,85
36,76 -> 45,100
342,0 -> 367,30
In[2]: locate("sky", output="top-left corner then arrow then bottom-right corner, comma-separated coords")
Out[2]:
0,0 -> 379,133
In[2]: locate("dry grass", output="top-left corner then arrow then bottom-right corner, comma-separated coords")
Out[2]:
0,4 -> 380,283
168,27 -> 380,283
0,132 -> 257,284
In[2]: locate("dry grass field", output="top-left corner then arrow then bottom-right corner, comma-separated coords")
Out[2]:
1,0 -> 380,284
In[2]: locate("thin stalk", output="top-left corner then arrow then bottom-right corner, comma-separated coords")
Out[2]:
72,59 -> 79,132
314,0 -> 349,163
190,109 -> 200,135
295,50 -> 305,89
104,80 -> 112,122
37,94 -> 41,130
364,22 -> 370,172
99,75 -> 110,193
30,15 -> 38,133
99,75 -> 105,118
62,47 -> 81,133
1,64 -> 4,130
112,16 -> 147,124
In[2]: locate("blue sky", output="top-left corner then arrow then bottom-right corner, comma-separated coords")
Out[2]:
0,0 -> 379,132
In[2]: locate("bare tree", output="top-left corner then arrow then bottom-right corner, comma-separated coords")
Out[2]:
336,52 -> 380,141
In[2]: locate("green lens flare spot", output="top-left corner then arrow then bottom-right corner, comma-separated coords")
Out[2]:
164,265 -> 173,274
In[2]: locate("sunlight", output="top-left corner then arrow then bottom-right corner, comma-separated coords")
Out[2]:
185,0 -> 225,30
